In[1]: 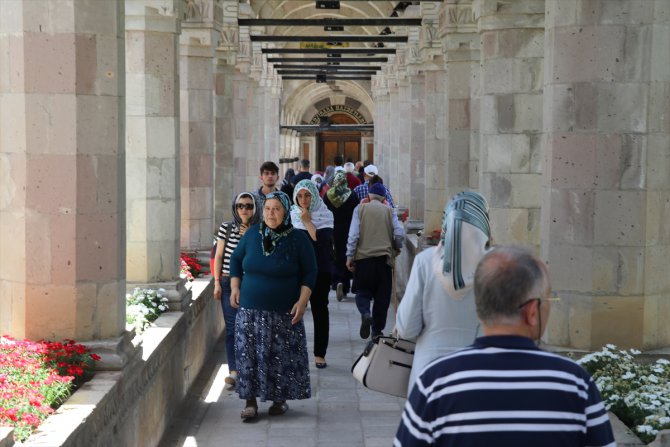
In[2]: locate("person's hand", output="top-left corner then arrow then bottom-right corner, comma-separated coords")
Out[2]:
230,288 -> 240,308
291,300 -> 307,325
299,206 -> 312,224
213,281 -> 222,301
346,258 -> 355,272
239,223 -> 248,236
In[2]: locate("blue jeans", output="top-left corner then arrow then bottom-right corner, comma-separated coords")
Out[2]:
219,276 -> 237,371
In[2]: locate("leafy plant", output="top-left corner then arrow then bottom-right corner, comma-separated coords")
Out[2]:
578,344 -> 670,444
125,287 -> 169,334
0,336 -> 100,441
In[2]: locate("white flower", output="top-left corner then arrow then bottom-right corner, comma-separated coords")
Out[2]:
622,371 -> 636,380
630,348 -> 641,355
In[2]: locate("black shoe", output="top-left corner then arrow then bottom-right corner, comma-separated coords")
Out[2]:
360,314 -> 373,339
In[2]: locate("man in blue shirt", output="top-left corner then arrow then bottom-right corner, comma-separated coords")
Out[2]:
395,246 -> 616,447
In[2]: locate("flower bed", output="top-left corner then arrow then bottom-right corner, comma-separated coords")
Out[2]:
126,287 -> 169,334
180,253 -> 203,281
0,337 -> 99,442
578,344 -> 670,444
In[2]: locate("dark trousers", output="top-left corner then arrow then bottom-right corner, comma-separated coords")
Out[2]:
219,276 -> 237,371
352,256 -> 392,336
331,239 -> 352,294
310,271 -> 331,358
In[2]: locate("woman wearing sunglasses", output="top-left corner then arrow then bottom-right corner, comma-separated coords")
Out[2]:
213,192 -> 261,388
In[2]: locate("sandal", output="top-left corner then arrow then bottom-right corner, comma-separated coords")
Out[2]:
240,405 -> 258,422
268,401 -> 289,416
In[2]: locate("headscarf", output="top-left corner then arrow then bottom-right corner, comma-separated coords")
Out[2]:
259,191 -> 293,256
322,165 -> 336,187
440,191 -> 491,291
291,179 -> 334,230
231,192 -> 261,227
326,171 -> 352,208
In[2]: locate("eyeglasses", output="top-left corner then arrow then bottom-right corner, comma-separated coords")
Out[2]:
517,295 -> 561,309
236,203 -> 254,210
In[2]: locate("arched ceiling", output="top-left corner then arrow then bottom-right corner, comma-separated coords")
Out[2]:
244,1 -> 415,128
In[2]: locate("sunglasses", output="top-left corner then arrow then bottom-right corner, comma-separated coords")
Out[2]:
236,203 -> 254,210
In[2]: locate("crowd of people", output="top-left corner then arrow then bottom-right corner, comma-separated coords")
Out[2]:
209,157 -> 616,446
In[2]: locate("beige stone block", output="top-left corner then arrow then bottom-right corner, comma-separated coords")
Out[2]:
94,33 -> 123,97
94,281 -> 125,338
488,207 -> 532,245
600,0 -> 655,25
0,211 -> 26,280
23,32 -> 77,94
543,83 -> 574,133
75,213 -> 122,281
648,83 -> 670,133
545,292 -> 593,350
574,82 -> 598,131
591,295 -> 644,349
26,154 -> 76,213
0,0 -> 24,34
26,284 -> 77,340
645,191 -> 670,244
146,116 -> 179,158
547,189 -> 595,245
644,244 -> 670,294
0,94 -> 26,154
594,190 -> 646,245
651,25 -> 670,82
643,293 -> 670,348
548,133 -> 597,189
597,82 -> 648,132
77,95 -> 121,155
47,213 -> 77,285
647,135 -> 670,189
481,134 -> 527,173
126,242 -> 149,282
497,28 -> 544,59
0,152 -> 25,209
510,173 -> 542,208
24,94 -> 76,155
547,244 -> 594,293
0,280 -> 13,333
126,73 -> 149,116
158,159 -> 178,201
593,246 -> 645,295
550,26 -> 598,83
593,25 -> 627,83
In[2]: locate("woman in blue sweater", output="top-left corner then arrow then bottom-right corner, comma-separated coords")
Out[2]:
230,191 -> 317,422
291,179 -> 334,369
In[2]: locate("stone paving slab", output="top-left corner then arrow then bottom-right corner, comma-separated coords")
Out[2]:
159,290 -> 404,447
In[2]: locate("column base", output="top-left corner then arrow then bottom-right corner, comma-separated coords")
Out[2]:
84,330 -> 141,371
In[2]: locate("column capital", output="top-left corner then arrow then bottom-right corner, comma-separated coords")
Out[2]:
181,0 -> 224,28
472,0 -> 545,31
126,0 -> 180,33
179,26 -> 217,57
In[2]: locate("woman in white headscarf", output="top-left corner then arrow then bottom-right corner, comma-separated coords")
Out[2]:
291,179 -> 334,369
395,191 -> 492,395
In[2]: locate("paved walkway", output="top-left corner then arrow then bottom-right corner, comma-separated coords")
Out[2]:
159,290 -> 404,447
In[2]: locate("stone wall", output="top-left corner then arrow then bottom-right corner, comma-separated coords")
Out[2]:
21,278 -> 224,447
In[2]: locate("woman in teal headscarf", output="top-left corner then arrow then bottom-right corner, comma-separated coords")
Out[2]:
323,171 -> 360,301
230,191 -> 317,421
395,191 -> 492,396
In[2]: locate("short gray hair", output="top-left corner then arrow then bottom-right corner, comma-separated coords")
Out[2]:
474,246 -> 548,325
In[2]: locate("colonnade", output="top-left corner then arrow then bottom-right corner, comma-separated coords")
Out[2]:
0,0 -> 668,358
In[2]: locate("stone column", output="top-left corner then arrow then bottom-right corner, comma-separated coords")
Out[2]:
407,70 -> 426,219
434,0 -> 480,234
0,0 -> 132,362
125,1 -> 186,309
214,5 -> 239,226
542,0 -> 670,350
372,73 -> 390,167
179,9 -> 216,250
476,0 -> 545,246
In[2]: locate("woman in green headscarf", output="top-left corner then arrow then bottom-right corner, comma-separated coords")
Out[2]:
323,172 -> 360,301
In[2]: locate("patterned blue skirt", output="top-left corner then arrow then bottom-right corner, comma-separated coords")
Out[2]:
234,307 -> 311,402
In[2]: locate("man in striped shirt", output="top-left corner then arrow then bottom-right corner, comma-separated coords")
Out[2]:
395,246 -> 616,447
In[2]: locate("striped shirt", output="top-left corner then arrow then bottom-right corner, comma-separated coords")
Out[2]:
394,335 -> 616,447
216,221 -> 242,275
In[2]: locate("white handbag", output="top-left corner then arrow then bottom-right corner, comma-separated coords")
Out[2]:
351,335 -> 415,398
